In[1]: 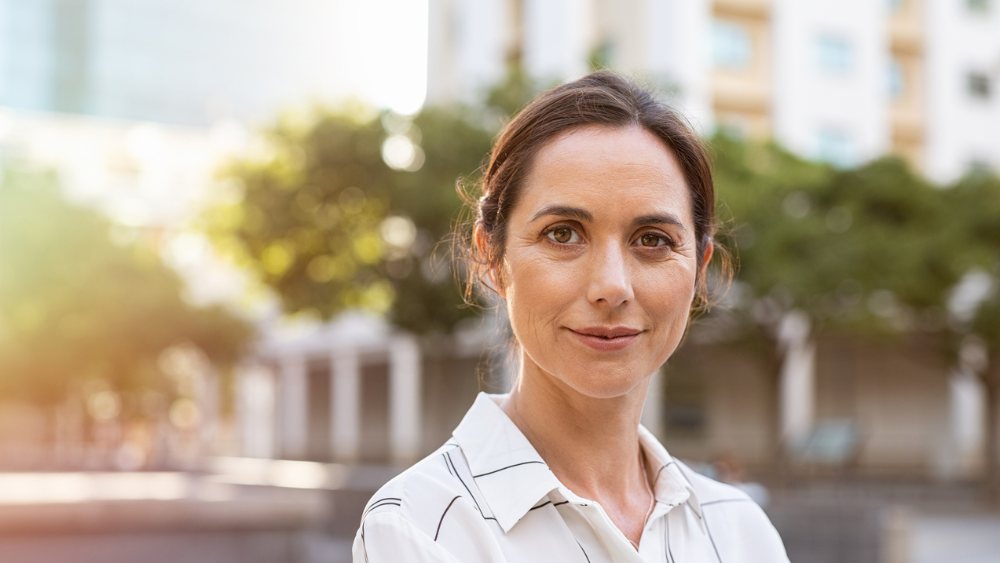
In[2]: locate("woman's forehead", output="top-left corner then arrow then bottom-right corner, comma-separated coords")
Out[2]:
518,125 -> 694,226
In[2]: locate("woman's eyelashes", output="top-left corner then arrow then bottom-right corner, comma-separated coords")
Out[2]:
633,231 -> 676,249
540,224 -> 677,251
543,224 -> 583,244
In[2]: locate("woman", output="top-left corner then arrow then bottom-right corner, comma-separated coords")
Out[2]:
354,71 -> 789,563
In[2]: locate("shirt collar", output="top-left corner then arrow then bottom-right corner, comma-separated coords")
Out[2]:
638,424 -> 702,518
453,392 -> 703,532
452,393 -> 562,532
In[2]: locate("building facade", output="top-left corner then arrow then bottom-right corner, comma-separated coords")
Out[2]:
0,0 -> 365,126
428,0 -> 1000,182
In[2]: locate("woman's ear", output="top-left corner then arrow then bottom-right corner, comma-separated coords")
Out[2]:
701,238 -> 714,274
473,223 -> 505,298
473,222 -> 489,258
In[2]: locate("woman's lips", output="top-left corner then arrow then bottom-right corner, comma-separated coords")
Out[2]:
568,326 -> 642,352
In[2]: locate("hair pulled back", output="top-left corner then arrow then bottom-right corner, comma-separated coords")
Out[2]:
460,70 -> 726,313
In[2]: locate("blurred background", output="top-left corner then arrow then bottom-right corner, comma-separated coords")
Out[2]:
1,0 -> 999,561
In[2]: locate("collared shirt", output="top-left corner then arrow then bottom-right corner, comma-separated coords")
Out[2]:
353,393 -> 789,563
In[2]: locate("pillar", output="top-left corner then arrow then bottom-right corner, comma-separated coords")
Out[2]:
238,364 -> 276,459
279,354 -> 308,459
778,311 -> 815,448
332,351 -> 361,462
389,335 -> 422,465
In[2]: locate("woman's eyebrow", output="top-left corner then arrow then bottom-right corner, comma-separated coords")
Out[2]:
632,213 -> 686,231
528,204 -> 593,223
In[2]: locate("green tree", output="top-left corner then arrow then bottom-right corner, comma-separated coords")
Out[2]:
0,167 -> 251,405
210,105 -> 495,334
709,136 -> 994,469
947,172 -> 1000,502
714,137 -> 975,337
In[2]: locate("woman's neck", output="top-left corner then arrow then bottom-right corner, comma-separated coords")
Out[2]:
501,356 -> 654,546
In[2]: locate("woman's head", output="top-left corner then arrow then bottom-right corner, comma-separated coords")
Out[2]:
471,71 -> 718,307
462,71 -> 723,398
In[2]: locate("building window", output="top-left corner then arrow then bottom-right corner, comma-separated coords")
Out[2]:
816,35 -> 852,74
967,0 -> 991,14
968,72 -> 991,99
816,128 -> 856,168
712,20 -> 751,70
888,59 -> 904,100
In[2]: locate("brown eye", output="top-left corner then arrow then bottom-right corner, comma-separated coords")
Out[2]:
640,233 -> 664,247
545,226 -> 580,244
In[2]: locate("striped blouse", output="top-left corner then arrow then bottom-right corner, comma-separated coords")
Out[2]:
354,393 -> 789,563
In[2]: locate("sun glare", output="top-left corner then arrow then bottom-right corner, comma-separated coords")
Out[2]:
340,0 -> 429,116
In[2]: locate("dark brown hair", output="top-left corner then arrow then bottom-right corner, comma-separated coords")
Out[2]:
460,70 -> 727,313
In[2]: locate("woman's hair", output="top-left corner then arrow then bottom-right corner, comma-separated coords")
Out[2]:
458,70 -> 728,314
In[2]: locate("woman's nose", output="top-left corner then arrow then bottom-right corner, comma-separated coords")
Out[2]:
586,243 -> 634,307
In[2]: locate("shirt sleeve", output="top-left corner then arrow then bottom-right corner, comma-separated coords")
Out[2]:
353,511 -> 463,563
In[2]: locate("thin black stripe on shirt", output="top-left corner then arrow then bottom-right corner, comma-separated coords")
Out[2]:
362,502 -> 400,521
700,498 -> 753,563
653,460 -> 675,488
529,499 -> 569,511
362,497 -> 402,520
445,451 -> 498,523
665,514 -> 676,563
702,498 -> 752,507
576,540 -> 592,563
472,460 -> 546,478
703,507 -> 724,563
434,495 -> 461,541
672,459 -> 704,520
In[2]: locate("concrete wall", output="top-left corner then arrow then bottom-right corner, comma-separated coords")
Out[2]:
815,336 -> 952,475
661,335 -> 962,479
660,343 -> 777,467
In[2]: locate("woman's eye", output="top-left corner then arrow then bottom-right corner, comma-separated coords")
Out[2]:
638,233 -> 669,247
546,227 -> 579,244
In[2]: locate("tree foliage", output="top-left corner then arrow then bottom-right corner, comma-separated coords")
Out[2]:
948,173 -> 1000,352
211,85 -> 1000,352
211,106 -> 495,334
712,135 -> 991,339
0,167 -> 252,404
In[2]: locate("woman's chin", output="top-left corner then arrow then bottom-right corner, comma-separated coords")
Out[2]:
550,363 -> 651,401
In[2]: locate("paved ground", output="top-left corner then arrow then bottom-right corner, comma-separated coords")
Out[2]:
1,468 -> 997,563
910,514 -> 1000,563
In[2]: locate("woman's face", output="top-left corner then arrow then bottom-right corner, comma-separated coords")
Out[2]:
499,125 -> 706,400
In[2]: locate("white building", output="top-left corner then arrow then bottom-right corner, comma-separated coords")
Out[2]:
0,0 -> 363,126
771,0 -> 890,167
925,0 -> 1000,182
427,0 -> 1000,182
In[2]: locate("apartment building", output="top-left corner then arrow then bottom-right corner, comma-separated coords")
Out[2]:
428,0 -> 1000,182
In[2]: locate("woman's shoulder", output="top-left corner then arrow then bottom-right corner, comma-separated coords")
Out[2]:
670,458 -> 756,504
671,459 -> 789,560
360,440 -> 469,524
353,441 -> 504,562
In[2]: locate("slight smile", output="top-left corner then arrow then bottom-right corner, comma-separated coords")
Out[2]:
567,326 -> 643,352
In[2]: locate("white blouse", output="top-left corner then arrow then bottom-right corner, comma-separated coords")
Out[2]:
353,393 -> 789,563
